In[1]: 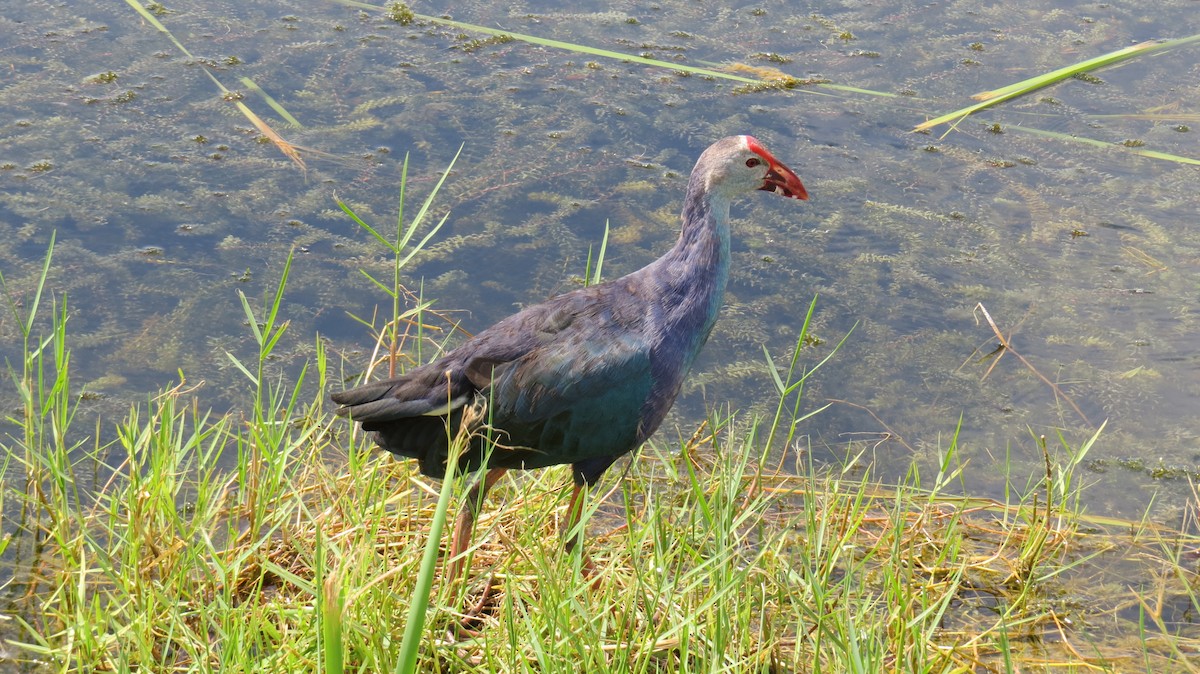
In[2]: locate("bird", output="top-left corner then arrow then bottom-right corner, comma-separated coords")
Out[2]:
332,135 -> 807,586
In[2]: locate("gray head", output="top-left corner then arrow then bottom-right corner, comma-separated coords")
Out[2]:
693,135 -> 807,201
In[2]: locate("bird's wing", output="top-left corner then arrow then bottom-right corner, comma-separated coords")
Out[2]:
333,282 -> 656,446
461,285 -> 655,428
330,361 -> 476,422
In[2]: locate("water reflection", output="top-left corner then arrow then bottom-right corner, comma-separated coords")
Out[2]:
0,0 -> 1197,520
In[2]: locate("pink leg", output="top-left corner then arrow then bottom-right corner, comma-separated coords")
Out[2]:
447,467 -> 507,582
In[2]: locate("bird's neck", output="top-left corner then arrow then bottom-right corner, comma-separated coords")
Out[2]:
671,186 -> 732,286
653,183 -> 733,347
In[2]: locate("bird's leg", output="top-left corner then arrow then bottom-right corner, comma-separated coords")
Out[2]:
448,467 -> 507,583
448,467 -> 508,636
563,481 -> 600,585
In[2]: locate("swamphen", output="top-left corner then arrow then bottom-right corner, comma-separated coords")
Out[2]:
333,135 -> 807,583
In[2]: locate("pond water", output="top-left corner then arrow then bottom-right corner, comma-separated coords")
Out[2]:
1,0 -> 1198,542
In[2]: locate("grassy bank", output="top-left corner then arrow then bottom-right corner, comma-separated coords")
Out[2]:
3,182 -> 1198,673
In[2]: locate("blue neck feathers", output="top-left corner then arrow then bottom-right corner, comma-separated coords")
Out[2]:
648,179 -> 733,361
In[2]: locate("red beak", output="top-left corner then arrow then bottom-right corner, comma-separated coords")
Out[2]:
760,160 -> 807,201
744,136 -> 808,201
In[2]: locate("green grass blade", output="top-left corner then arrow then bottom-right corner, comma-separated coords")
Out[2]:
315,530 -> 345,674
395,444 -> 464,674
224,352 -> 259,387
20,231 -> 56,338
262,249 -> 294,340
122,1 -> 305,168
972,41 -> 1160,103
120,0 -> 196,59
1007,124 -> 1200,165
398,211 -> 453,269
761,345 -> 786,396
236,290 -> 265,346
338,198 -> 395,252
583,220 -> 610,287
394,154 -> 409,249
971,34 -> 1200,102
329,0 -> 758,83
239,77 -> 303,127
592,220 -> 609,286
915,35 -> 1200,133
400,144 -> 462,250
357,269 -> 399,299
326,1 -> 903,99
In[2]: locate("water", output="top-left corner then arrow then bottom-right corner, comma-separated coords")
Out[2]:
1,0 -> 1198,626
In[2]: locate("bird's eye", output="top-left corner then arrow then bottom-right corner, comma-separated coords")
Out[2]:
745,157 -> 762,168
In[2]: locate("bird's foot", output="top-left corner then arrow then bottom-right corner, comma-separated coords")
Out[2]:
579,553 -> 603,591
449,574 -> 500,638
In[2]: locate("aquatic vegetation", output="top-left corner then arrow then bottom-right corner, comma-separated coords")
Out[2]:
917,35 -> 1200,140
385,1 -> 414,25
1,0 -> 1199,665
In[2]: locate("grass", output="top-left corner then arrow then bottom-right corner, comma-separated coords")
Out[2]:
914,33 -> 1200,165
914,34 -> 1200,133
3,158 -> 1200,673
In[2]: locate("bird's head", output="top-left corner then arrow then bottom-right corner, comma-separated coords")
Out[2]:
698,135 -> 808,202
